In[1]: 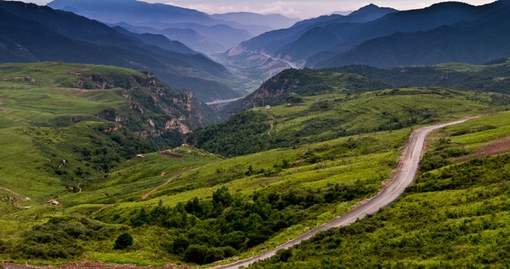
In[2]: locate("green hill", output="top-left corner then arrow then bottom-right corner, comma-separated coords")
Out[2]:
250,112 -> 510,268
1,63 -> 510,267
191,68 -> 509,157
329,59 -> 510,96
0,62 -> 218,200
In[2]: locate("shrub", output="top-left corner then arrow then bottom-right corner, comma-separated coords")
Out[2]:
113,232 -> 133,250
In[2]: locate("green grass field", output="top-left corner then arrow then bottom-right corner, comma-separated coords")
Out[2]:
1,62 -> 510,267
250,112 -> 510,269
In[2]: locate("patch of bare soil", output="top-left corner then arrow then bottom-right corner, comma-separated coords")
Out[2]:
477,135 -> 510,156
0,98 -> 4,105
159,151 -> 184,158
453,135 -> 510,163
292,159 -> 306,168
72,67 -> 91,72
249,177 -> 282,187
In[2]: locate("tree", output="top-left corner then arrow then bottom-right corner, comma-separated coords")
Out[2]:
113,232 -> 133,250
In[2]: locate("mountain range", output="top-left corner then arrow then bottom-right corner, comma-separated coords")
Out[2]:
47,0 -> 299,54
0,1 -> 242,102
223,0 -> 510,80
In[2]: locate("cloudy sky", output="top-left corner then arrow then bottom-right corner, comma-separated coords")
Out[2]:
19,0 -> 496,18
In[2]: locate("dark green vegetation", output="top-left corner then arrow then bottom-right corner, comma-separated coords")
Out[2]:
191,68 -> 507,157
250,113 -> 510,268
14,217 -> 121,260
0,1 -> 242,102
330,59 -> 510,96
1,60 -> 510,268
226,68 -> 392,110
97,181 -> 375,265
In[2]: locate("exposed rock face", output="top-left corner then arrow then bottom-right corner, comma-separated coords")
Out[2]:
165,118 -> 191,134
84,70 -> 218,145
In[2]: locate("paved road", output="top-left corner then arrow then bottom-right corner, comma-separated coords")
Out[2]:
216,118 -> 473,269
259,52 -> 298,69
205,97 -> 245,105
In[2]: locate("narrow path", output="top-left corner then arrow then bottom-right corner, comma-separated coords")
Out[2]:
267,115 -> 275,138
141,174 -> 181,200
141,167 -> 192,200
0,186 -> 30,201
215,117 -> 474,269
263,110 -> 275,138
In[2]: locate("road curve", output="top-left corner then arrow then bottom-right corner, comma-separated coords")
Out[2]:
216,118 -> 474,269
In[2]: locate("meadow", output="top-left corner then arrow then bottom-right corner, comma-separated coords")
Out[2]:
250,111 -> 510,268
1,62 -> 509,267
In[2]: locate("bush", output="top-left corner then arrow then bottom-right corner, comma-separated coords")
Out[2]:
275,248 -> 293,262
114,232 -> 133,250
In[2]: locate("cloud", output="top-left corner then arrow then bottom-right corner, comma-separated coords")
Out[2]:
164,0 -> 356,18
20,0 -> 498,19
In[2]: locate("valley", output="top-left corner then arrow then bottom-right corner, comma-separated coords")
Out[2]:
1,0 -> 510,268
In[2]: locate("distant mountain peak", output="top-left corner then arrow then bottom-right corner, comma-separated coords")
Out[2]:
350,3 -> 397,14
346,3 -> 398,22
362,3 -> 381,9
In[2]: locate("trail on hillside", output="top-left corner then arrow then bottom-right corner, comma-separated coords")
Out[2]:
0,186 -> 30,201
264,110 -> 275,138
141,167 -> 192,200
268,117 -> 275,138
141,175 -> 181,200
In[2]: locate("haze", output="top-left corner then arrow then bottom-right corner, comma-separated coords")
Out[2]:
15,0 -> 496,18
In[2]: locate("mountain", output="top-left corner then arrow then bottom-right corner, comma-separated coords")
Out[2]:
0,1 -> 241,102
317,4 -> 510,68
48,0 -> 215,25
0,62 -> 219,148
215,4 -> 398,88
327,59 -> 510,95
221,0 -> 510,84
249,112 -> 510,268
47,0 -> 298,53
234,4 -> 398,61
210,12 -> 299,32
225,68 -> 391,114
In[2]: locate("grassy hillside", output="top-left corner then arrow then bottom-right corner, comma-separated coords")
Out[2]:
1,63 -> 510,267
191,86 -> 506,157
225,68 -> 392,113
0,124 -> 411,266
0,62 -> 220,203
250,112 -> 510,268
329,59 -> 510,96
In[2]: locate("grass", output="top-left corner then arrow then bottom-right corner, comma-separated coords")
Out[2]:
2,62 -> 510,267
249,111 -> 510,268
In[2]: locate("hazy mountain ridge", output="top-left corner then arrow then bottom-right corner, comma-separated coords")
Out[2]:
0,1 -> 242,102
316,1 -> 510,68
211,12 -> 299,32
47,0 -> 299,53
235,4 -> 398,60
223,0 -> 510,79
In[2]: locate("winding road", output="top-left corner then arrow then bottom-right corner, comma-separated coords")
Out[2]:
216,118 -> 474,269
3,118 -> 474,269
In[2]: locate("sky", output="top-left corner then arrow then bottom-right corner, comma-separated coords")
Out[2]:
18,0 -> 497,19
